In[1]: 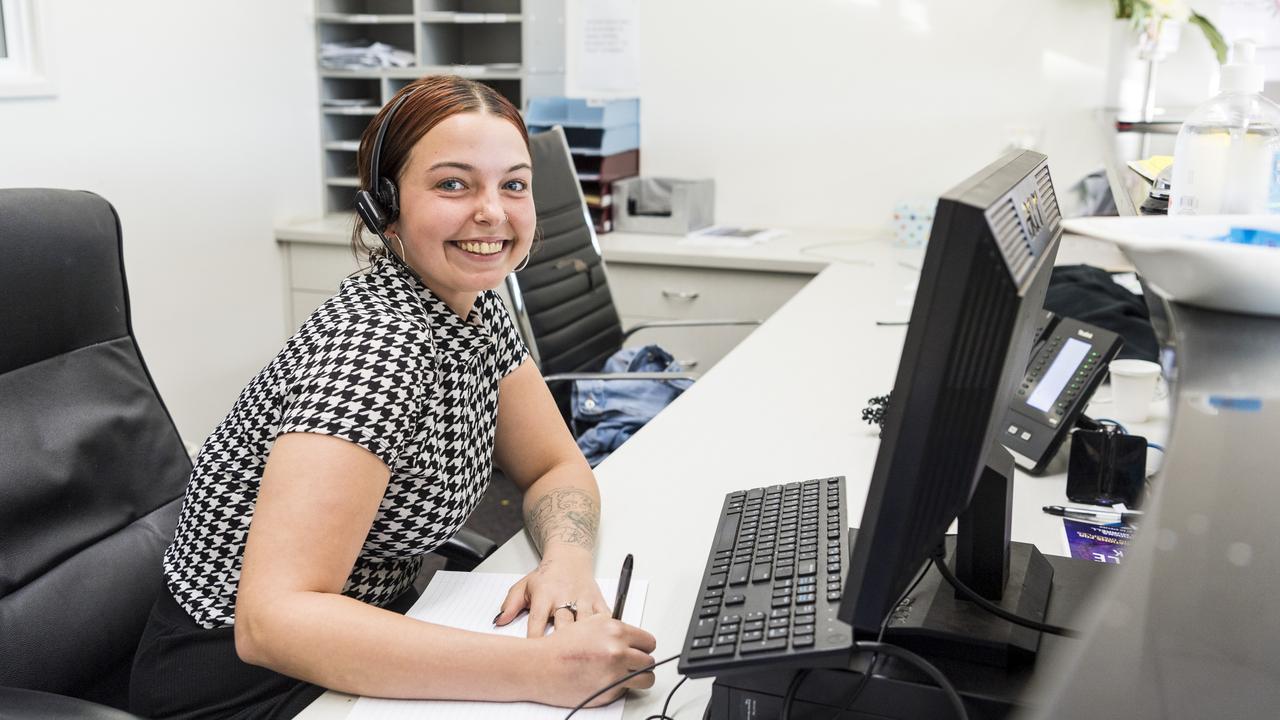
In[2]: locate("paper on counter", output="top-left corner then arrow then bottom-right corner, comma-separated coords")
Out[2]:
348,572 -> 648,720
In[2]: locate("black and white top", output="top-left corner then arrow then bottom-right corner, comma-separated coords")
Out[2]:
163,256 -> 528,629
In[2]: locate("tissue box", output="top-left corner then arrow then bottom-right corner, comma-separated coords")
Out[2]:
893,201 -> 936,248
614,177 -> 715,235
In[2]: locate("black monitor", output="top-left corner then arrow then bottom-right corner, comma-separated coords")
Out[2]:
838,149 -> 1062,666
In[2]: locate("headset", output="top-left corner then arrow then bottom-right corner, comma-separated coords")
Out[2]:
353,87 -> 419,263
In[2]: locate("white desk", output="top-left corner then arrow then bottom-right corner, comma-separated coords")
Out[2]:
298,238 -> 1165,719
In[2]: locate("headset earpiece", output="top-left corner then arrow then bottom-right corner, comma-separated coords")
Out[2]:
376,176 -> 400,226
354,189 -> 389,235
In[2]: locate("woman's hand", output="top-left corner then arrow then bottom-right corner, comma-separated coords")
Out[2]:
530,614 -> 658,708
495,548 -> 610,637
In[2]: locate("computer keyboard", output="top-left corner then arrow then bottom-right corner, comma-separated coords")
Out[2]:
677,476 -> 854,677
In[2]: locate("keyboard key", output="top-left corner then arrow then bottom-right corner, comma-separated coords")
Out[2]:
745,610 -> 766,621
794,614 -> 815,627
701,598 -> 721,608
792,634 -> 815,648
772,587 -> 791,598
740,638 -> 789,654
689,644 -> 736,660
725,594 -> 745,606
768,617 -> 789,629
704,588 -> 725,599
828,590 -> 843,601
798,561 -> 817,577
770,608 -> 791,619
691,637 -> 711,649
707,574 -> 726,589
767,627 -> 789,640
774,578 -> 793,588
796,592 -> 817,605
699,606 -> 719,618
728,563 -> 751,586
720,614 -> 742,625
775,565 -> 794,580
795,605 -> 816,616
771,596 -> 792,608
743,620 -> 765,633
751,565 -> 772,583
716,633 -> 737,646
828,563 -> 842,574
693,619 -> 717,638
741,630 -> 763,642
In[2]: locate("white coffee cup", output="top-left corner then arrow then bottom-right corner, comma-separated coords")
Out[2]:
1109,359 -> 1162,423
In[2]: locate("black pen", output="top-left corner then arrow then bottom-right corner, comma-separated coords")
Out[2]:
1043,505 -> 1143,523
612,554 -> 633,620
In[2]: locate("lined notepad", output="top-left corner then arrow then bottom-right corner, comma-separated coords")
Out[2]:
348,571 -> 648,720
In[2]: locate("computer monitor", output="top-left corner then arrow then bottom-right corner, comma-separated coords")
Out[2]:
838,149 -> 1062,665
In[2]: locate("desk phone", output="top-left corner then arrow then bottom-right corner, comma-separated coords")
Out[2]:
1002,311 -> 1123,474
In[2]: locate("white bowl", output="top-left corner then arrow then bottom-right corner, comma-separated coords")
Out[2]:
1062,215 -> 1280,318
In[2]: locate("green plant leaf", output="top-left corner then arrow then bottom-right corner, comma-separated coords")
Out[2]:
1113,0 -> 1134,20
1190,11 -> 1229,64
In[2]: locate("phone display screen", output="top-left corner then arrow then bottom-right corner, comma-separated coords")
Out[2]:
1027,338 -> 1090,412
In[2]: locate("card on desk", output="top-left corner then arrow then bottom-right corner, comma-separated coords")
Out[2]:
348,572 -> 649,720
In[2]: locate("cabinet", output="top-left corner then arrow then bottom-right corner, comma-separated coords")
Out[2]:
605,263 -> 812,371
315,0 -> 567,215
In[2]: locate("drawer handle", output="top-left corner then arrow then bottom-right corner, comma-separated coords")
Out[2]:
661,289 -> 701,301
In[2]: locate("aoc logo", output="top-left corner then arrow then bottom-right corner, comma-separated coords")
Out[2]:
1021,194 -> 1044,236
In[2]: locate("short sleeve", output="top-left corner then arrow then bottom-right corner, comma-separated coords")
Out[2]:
486,290 -> 529,377
278,316 -> 428,467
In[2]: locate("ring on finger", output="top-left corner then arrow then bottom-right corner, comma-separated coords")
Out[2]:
552,601 -> 578,622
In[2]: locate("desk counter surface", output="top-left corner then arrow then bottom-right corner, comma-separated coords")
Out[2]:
298,235 -> 1164,719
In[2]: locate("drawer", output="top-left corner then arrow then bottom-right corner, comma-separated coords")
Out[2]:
620,314 -> 754,372
606,263 -> 811,322
290,242 -> 361,293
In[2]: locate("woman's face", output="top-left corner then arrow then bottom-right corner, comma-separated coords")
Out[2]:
388,111 -> 535,315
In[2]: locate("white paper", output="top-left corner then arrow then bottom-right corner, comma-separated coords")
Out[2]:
348,572 -> 648,720
565,0 -> 640,99
679,226 -> 786,248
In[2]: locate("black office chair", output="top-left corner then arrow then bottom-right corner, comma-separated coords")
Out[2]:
0,188 -> 191,718
509,127 -> 759,422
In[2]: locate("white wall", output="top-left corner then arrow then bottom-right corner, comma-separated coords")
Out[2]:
635,0 -> 1224,231
0,0 -> 320,445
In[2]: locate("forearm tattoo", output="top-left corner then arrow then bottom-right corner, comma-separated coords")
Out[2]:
525,488 -> 599,554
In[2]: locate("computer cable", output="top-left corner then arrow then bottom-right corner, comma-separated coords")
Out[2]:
1147,442 -> 1165,453
929,547 -> 1079,638
779,558 -> 935,720
564,653 -> 680,720
853,641 -> 970,720
643,674 -> 688,720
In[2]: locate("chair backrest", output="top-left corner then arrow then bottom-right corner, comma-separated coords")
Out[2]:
508,127 -> 624,377
0,189 -> 192,707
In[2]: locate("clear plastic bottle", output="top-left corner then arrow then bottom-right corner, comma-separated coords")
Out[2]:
1169,40 -> 1280,215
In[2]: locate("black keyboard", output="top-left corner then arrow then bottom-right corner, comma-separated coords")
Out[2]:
677,476 -> 854,677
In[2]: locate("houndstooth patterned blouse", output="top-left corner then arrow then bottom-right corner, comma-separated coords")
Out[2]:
163,256 -> 528,629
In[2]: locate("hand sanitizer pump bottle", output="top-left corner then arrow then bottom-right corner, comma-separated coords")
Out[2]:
1169,40 -> 1280,215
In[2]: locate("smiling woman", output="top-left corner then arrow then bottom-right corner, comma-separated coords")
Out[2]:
128,75 -> 656,719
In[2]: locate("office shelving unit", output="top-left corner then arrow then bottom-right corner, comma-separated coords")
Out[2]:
315,0 -> 566,214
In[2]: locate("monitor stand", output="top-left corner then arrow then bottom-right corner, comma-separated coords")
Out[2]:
881,446 -> 1054,668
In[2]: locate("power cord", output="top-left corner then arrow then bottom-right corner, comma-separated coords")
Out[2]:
644,674 -> 688,720
853,641 -> 969,720
780,559 -> 935,720
564,653 -> 681,720
929,547 -> 1079,638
